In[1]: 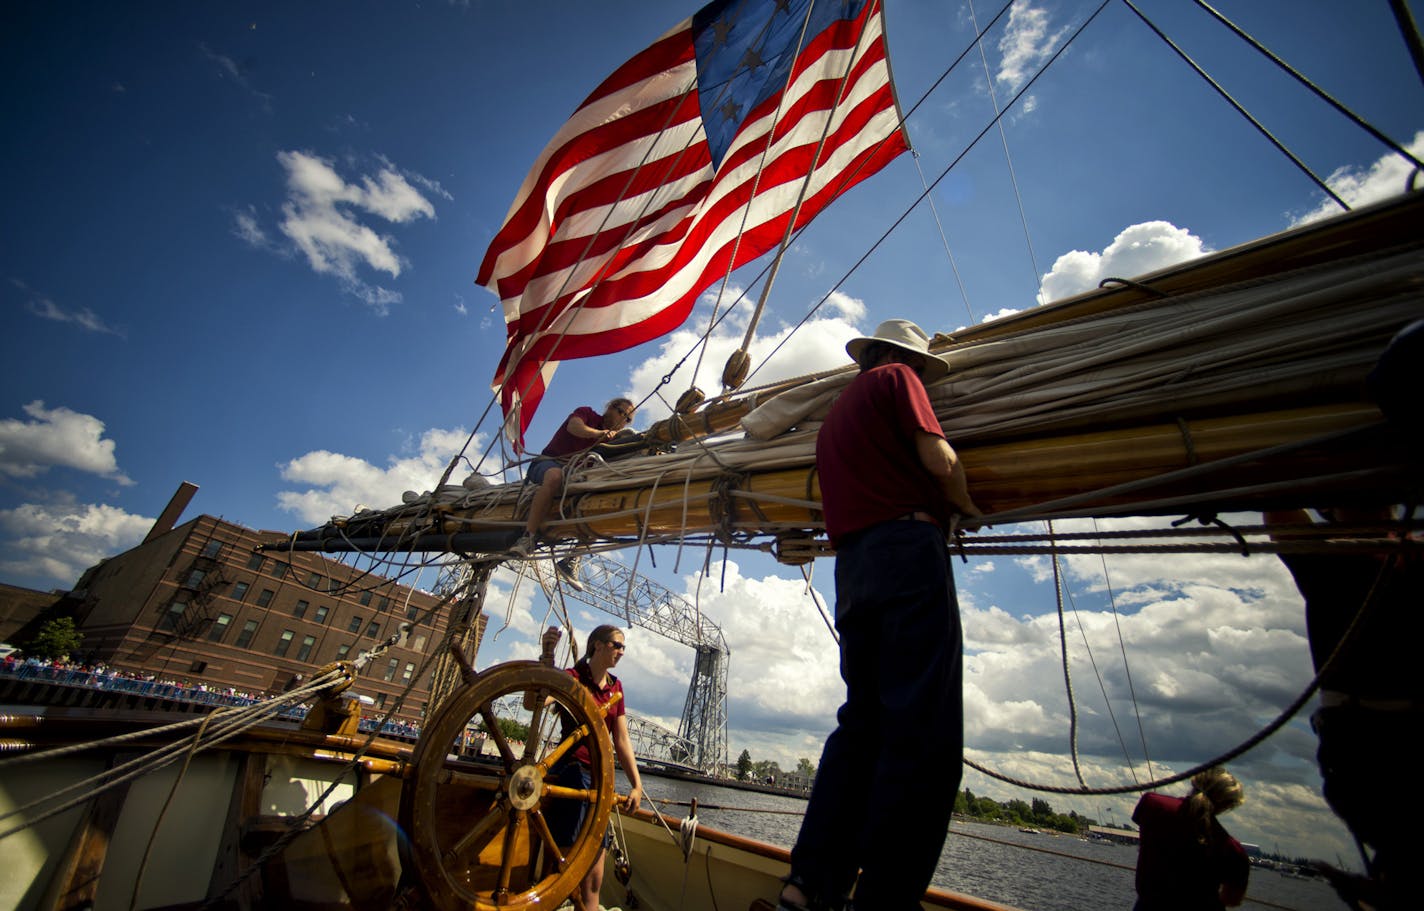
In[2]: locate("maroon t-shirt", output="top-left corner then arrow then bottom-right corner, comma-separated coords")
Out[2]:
540,406 -> 604,458
564,660 -> 624,767
1133,793 -> 1249,910
815,362 -> 949,546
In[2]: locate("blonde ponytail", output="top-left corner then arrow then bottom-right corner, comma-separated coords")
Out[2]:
1186,767 -> 1244,845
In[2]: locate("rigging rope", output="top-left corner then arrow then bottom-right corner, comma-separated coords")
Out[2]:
741,0 -> 1112,389
1191,0 -> 1424,174
0,673 -> 341,839
966,0 -> 1044,297
1093,519 -> 1153,783
1057,542 -> 1144,787
728,0 -> 883,389
911,149 -> 976,325
194,563 -> 496,908
801,563 -> 840,646
963,546 -> 1398,797
129,709 -> 216,911
712,3 -> 819,389
1119,0 -> 1348,212
1048,523 -> 1088,790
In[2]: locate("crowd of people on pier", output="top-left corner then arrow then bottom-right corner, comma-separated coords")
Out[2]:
0,653 -> 423,740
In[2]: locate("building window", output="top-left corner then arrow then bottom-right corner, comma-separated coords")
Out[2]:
271,562 -> 289,580
377,596 -> 390,612
232,582 -> 250,602
256,589 -> 275,607
234,620 -> 259,649
208,613 -> 233,642
348,615 -> 362,633
247,553 -> 266,571
327,579 -> 341,593
313,604 -> 328,624
384,658 -> 399,682
159,599 -> 188,631
184,569 -> 206,588
202,540 -> 223,558
413,634 -> 427,652
274,630 -> 295,658
402,662 -> 415,683
293,600 -> 309,619
359,591 -> 372,606
406,603 -> 421,620
190,659 -> 208,673
307,572 -> 323,588
366,621 -> 380,638
374,693 -> 387,709
335,643 -> 351,660
296,635 -> 316,662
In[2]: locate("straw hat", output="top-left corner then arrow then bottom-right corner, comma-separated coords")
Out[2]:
845,319 -> 950,382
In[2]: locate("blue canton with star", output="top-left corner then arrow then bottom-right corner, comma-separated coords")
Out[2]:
692,0 -> 865,169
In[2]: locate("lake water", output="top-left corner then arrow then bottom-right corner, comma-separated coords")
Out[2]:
622,772 -> 1345,911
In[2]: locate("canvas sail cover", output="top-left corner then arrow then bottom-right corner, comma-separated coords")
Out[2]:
478,0 -> 908,449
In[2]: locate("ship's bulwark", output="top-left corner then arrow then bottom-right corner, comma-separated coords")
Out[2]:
273,194 -> 1424,559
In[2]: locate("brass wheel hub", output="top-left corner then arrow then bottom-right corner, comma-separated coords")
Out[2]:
506,763 -> 543,811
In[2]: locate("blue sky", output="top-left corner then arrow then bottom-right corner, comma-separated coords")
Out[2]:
4,0 -> 1421,866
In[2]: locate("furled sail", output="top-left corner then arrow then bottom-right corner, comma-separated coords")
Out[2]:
282,192 -> 1424,561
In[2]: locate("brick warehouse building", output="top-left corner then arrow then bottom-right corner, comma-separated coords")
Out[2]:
64,513 -> 481,724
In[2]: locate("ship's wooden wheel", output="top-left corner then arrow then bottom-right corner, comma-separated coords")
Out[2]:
400,661 -> 615,911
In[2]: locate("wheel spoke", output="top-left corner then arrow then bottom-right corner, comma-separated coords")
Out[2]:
530,808 -> 567,871
539,726 -> 588,771
435,767 -> 504,790
542,783 -> 598,803
524,691 -> 548,763
479,703 -> 517,767
444,801 -> 508,861
496,809 -> 526,894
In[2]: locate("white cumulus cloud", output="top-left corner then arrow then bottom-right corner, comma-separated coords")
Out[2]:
0,500 -> 154,588
236,150 -> 441,315
276,427 -> 494,523
0,401 -> 133,485
1290,130 -> 1424,227
624,286 -> 871,424
1038,221 -> 1210,304
996,2 -> 1067,93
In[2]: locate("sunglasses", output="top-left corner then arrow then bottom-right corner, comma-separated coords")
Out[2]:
601,640 -> 626,651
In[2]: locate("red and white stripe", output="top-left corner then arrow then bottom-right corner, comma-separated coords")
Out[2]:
478,1 -> 906,449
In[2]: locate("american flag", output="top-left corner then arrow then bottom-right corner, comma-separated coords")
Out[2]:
478,0 -> 908,449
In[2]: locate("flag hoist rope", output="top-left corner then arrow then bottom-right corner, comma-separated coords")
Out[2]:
722,0 -> 884,391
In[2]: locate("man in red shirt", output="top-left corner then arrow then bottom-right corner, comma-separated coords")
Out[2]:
511,398 -> 635,574
780,320 -> 981,911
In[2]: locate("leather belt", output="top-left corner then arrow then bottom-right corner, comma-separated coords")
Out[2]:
899,511 -> 937,524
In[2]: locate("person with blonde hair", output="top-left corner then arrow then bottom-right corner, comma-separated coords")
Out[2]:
1133,767 -> 1249,910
